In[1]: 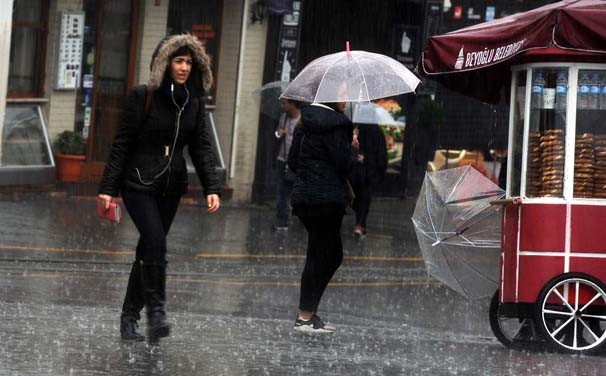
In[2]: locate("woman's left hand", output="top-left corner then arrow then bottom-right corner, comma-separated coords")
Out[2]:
206,194 -> 220,213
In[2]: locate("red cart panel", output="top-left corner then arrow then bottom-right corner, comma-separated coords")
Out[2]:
571,205 -> 606,253
501,204 -> 519,303
518,255 -> 564,303
519,204 -> 566,252
501,201 -> 606,304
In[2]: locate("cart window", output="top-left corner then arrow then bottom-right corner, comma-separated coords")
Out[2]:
574,69 -> 606,199
526,68 -> 567,198
510,71 -> 525,197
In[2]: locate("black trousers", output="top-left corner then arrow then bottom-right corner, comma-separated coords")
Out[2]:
275,160 -> 294,226
351,178 -> 372,227
298,212 -> 344,312
119,191 -> 181,319
121,191 -> 181,265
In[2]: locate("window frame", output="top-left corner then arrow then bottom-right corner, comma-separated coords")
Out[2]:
8,0 -> 49,99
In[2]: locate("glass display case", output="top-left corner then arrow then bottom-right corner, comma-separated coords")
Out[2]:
0,104 -> 55,185
508,63 -> 606,200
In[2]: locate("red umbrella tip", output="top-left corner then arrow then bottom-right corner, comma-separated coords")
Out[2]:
346,41 -> 350,54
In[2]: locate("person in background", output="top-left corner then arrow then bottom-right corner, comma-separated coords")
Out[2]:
350,123 -> 388,237
98,34 -> 221,342
287,99 -> 358,333
272,98 -> 301,230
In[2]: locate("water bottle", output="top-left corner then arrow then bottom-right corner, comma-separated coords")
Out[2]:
555,71 -> 567,110
578,73 -> 591,110
531,72 -> 545,109
589,73 -> 601,109
601,76 -> 606,110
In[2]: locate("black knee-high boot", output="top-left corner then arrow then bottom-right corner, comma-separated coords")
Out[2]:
120,261 -> 145,340
142,261 -> 170,342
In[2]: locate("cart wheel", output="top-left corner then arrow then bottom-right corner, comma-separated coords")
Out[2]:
536,272 -> 606,353
489,289 -> 541,349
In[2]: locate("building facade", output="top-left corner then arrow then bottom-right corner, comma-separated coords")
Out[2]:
0,0 -> 272,202
1,0 -> 558,201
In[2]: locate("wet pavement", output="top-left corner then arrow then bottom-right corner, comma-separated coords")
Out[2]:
1,193 -> 606,375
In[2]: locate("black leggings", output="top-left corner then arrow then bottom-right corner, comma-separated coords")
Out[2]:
298,212 -> 344,312
121,191 -> 181,265
351,179 -> 372,227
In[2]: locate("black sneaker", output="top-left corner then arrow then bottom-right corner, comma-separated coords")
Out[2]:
272,223 -> 288,231
294,314 -> 336,333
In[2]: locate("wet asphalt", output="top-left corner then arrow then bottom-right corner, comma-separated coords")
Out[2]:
1,193 -> 606,375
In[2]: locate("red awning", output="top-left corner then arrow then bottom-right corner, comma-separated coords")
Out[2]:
418,0 -> 606,104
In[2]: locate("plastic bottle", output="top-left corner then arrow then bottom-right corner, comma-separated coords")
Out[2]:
531,72 -> 545,110
578,73 -> 591,110
555,71 -> 567,110
589,73 -> 601,110
601,76 -> 606,110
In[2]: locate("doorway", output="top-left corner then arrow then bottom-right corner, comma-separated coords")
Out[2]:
79,0 -> 138,178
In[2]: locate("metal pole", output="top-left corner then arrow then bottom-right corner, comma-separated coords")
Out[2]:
0,0 -> 14,165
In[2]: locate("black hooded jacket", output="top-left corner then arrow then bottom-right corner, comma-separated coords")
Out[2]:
288,104 -> 357,214
98,34 -> 221,197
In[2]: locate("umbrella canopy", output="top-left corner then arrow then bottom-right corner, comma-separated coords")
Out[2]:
253,80 -> 290,120
418,0 -> 606,103
412,165 -> 505,299
350,102 -> 405,127
281,50 -> 420,103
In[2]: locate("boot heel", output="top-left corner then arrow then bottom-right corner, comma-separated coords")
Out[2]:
149,323 -> 170,340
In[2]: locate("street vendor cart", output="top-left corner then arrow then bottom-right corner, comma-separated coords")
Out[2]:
419,0 -> 606,353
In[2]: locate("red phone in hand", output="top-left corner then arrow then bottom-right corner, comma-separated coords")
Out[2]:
97,200 -> 122,223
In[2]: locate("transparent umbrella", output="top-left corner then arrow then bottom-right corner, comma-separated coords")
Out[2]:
350,102 -> 405,127
281,44 -> 420,103
412,165 -> 505,299
253,80 -> 290,120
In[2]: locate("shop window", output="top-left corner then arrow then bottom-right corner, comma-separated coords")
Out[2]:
8,0 -> 48,98
167,0 -> 223,102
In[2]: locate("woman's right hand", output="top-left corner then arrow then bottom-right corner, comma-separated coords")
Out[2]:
352,133 -> 360,149
98,194 -> 114,211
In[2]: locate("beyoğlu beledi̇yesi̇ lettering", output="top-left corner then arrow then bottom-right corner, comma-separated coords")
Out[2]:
464,39 -> 526,68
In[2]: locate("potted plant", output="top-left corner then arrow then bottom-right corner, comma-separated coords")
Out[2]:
53,130 -> 86,182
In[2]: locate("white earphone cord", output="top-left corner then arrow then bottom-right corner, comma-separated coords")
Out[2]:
136,83 -> 189,185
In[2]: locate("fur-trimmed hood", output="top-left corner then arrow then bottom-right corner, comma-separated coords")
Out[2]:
148,34 -> 213,92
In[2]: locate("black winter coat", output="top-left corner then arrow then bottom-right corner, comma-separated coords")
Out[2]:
350,123 -> 388,187
98,85 -> 221,197
288,104 -> 356,215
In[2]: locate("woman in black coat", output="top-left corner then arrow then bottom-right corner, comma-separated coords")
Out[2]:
287,101 -> 357,333
98,34 -> 222,342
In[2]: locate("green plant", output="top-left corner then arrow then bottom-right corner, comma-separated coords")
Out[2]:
53,130 -> 85,155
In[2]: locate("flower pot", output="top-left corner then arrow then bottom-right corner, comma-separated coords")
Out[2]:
54,153 -> 85,182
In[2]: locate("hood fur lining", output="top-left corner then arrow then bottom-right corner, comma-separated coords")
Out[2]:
148,34 -> 213,92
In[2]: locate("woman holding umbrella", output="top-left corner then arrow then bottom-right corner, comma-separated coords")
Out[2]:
282,44 -> 420,332
287,94 -> 358,333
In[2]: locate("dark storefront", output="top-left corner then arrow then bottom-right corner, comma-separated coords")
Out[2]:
253,0 -> 559,202
253,0 -> 425,202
